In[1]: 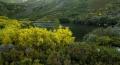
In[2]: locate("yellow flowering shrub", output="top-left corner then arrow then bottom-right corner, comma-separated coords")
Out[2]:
17,27 -> 74,46
0,16 -> 21,44
0,16 -> 21,29
6,19 -> 21,29
0,16 -> 75,46
0,28 -> 18,45
17,28 -> 52,46
53,27 -> 75,45
0,16 -> 8,29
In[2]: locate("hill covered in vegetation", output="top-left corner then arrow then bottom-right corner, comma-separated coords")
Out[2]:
0,0 -> 119,21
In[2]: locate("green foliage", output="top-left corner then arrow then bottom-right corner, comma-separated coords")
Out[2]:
84,26 -> 120,47
46,44 -> 120,65
0,1 -> 26,18
1,0 -> 119,21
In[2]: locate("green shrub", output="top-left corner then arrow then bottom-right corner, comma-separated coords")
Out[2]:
46,43 -> 120,65
84,27 -> 120,47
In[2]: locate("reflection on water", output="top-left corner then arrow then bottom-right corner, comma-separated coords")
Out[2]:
62,24 -> 99,41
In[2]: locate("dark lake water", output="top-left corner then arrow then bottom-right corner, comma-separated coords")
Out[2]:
61,24 -> 98,41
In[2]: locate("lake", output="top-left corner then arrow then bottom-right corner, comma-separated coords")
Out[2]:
61,24 -> 99,41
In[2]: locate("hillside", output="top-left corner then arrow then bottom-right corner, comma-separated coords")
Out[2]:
0,0 -> 27,3
0,0 -> 119,20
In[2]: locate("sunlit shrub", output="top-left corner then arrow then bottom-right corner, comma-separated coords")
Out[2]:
17,28 -> 51,46
0,16 -> 74,47
6,19 -> 21,29
53,27 -> 75,45
0,17 -> 75,65
0,27 -> 18,45
0,27 -> 74,47
0,16 -> 8,29
0,16 -> 21,29
17,27 -> 74,47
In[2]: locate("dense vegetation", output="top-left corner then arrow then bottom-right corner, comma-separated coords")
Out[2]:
0,0 -> 120,21
0,1 -> 26,18
0,0 -> 120,65
0,15 -> 120,65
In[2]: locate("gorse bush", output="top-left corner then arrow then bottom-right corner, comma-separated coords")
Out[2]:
16,27 -> 74,47
0,16 -> 21,45
0,16 -> 21,29
0,16 -> 75,47
0,17 -> 75,65
0,16 -> 75,65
